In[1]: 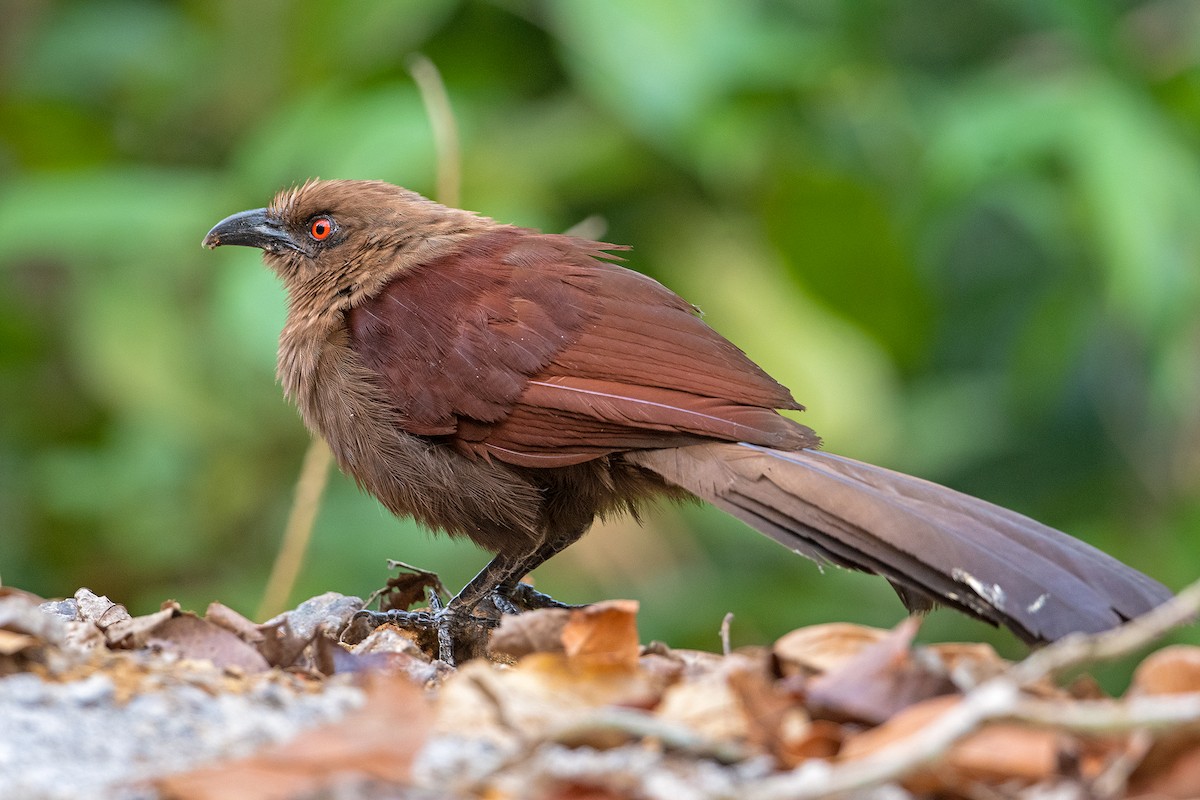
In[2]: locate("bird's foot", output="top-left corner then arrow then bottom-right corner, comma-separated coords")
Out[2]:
350,603 -> 498,665
349,582 -> 584,665
489,582 -> 586,614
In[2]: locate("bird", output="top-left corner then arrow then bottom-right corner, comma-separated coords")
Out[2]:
203,178 -> 1172,661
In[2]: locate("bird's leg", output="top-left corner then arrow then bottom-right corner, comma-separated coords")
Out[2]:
489,524 -> 590,614
353,525 -> 591,663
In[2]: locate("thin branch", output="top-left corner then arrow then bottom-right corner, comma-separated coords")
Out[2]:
1010,693 -> 1200,734
256,437 -> 333,620
409,54 -> 462,208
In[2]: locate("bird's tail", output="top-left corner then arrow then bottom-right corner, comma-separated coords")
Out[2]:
629,442 -> 1172,644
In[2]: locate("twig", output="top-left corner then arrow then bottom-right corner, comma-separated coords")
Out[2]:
747,576 -> 1200,800
256,438 -> 332,620
408,54 -> 461,208
720,612 -> 734,657
1010,693 -> 1200,733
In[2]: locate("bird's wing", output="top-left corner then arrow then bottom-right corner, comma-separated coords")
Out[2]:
347,227 -> 817,467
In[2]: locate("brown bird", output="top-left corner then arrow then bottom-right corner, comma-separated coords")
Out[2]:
204,179 -> 1171,659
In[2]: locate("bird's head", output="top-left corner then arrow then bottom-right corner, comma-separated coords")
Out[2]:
203,179 -> 489,314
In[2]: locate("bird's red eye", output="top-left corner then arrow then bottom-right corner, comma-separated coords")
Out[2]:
309,216 -> 334,241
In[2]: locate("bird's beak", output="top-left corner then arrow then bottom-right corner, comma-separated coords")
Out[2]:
202,208 -> 299,253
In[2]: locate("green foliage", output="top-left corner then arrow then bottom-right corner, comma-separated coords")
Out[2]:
2,0 -> 1198,663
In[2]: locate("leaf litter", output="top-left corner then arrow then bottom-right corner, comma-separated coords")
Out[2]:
2,580 -> 1200,799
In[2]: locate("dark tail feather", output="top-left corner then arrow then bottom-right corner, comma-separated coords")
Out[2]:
630,442 -> 1172,644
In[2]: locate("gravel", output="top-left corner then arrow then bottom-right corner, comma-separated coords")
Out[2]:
0,668 -> 365,799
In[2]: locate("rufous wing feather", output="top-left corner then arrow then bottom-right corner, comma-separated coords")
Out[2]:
349,228 -> 818,465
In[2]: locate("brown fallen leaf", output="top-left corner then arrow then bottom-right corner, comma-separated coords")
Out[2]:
104,603 -> 180,649
374,561 -> 447,613
773,622 -> 891,678
927,641 -> 1010,687
204,602 -> 264,645
840,694 -> 1065,794
562,600 -> 640,669
1123,648 -> 1200,798
1127,724 -> 1200,799
805,617 -> 957,725
436,649 -> 668,750
342,624 -> 447,684
656,653 -> 761,744
146,614 -> 270,673
72,588 -> 135,631
726,655 -> 820,768
258,592 -> 363,670
490,607 -> 571,660
945,722 -> 1065,785
157,672 -> 434,800
1130,645 -> 1200,696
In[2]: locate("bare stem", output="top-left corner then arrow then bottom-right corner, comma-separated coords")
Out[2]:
256,437 -> 332,620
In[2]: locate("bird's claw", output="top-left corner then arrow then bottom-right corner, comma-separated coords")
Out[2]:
493,582 -> 583,613
349,583 -> 583,665
350,606 -> 498,665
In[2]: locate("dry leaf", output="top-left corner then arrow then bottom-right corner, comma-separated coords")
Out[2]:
656,655 -> 756,743
773,622 -> 891,677
562,600 -> 640,669
490,607 -> 571,660
376,562 -> 446,613
946,722 -> 1063,784
806,617 -> 956,725
344,624 -> 446,684
73,588 -> 134,630
158,673 -> 433,800
1130,645 -> 1200,696
258,592 -> 363,669
436,650 -> 667,748
839,693 -> 960,761
726,656 -> 818,768
841,694 -> 1063,794
145,614 -> 270,673
204,602 -> 264,644
1128,725 -> 1200,798
927,641 -> 1009,687
103,604 -> 179,649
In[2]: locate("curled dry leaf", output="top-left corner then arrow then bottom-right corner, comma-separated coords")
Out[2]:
204,602 -> 264,645
2,591 -> 66,644
656,653 -> 762,744
562,600 -> 640,669
773,621 -> 891,678
375,561 -> 447,613
258,592 -> 363,670
1125,647 -> 1200,797
345,623 -> 448,685
72,588 -> 134,630
1128,725 -> 1200,799
1130,645 -> 1200,696
436,649 -> 669,750
103,603 -> 180,649
840,694 -> 1065,794
726,655 -> 824,768
805,617 -> 957,726
145,614 -> 270,673
927,642 -> 1009,688
490,607 -> 572,660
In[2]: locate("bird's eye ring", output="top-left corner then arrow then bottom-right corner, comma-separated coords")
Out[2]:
309,216 -> 335,241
